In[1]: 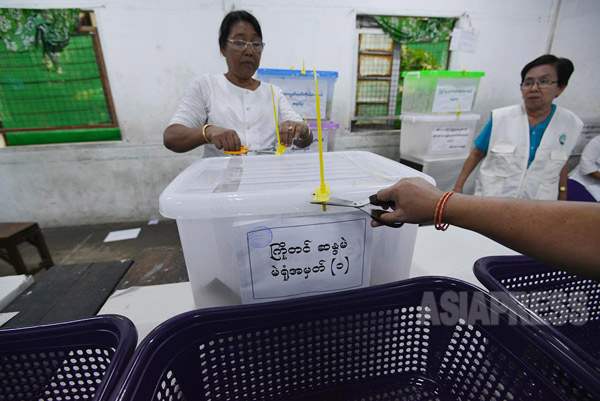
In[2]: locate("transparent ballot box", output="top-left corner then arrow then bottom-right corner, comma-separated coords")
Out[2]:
159,151 -> 433,305
401,70 -> 485,114
400,112 -> 480,157
256,68 -> 338,119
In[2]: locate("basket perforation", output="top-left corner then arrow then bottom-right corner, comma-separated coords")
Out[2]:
491,260 -> 600,363
151,305 -> 434,401
154,370 -> 183,401
116,278 -> 600,401
0,346 -> 115,401
474,256 -> 600,400
437,321 -> 554,401
523,343 -> 595,401
0,316 -> 135,401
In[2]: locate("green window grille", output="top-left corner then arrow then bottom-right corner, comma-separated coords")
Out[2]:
353,16 -> 454,131
0,10 -> 120,146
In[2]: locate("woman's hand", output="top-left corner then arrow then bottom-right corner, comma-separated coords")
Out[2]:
371,177 -> 443,227
205,126 -> 242,152
279,120 -> 310,147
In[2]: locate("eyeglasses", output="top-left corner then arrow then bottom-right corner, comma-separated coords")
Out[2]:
226,39 -> 265,52
520,79 -> 559,89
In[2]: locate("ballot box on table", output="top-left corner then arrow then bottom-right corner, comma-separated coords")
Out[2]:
400,152 -> 469,193
159,151 -> 433,306
256,68 -> 338,120
401,70 -> 485,114
400,112 -> 480,157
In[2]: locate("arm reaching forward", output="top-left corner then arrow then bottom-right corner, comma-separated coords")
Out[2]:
373,177 -> 600,279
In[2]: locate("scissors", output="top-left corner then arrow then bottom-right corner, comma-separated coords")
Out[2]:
224,145 -> 249,155
311,195 -> 404,228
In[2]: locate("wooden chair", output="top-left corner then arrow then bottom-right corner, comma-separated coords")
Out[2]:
0,222 -> 54,275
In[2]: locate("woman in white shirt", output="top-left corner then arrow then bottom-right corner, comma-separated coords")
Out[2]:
568,135 -> 600,202
163,10 -> 312,157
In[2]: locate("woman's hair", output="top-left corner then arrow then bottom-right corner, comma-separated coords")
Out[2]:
521,55 -> 574,88
219,10 -> 262,51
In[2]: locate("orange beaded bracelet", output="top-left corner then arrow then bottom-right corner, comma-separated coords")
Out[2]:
434,191 -> 455,231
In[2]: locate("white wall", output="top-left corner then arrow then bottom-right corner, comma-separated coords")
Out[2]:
1,0 -> 599,226
551,0 -> 600,115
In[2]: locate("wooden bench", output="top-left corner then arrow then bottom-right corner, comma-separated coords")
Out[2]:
0,222 -> 54,275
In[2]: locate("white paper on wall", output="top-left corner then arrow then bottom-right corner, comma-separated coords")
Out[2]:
428,125 -> 474,154
432,79 -> 478,113
235,212 -> 372,304
449,28 -> 479,53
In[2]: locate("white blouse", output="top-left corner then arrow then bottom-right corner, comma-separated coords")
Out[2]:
569,135 -> 600,201
169,74 -> 301,157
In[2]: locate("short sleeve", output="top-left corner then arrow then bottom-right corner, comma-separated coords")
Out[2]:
169,77 -> 208,128
275,86 -> 302,123
474,118 -> 493,152
579,136 -> 600,175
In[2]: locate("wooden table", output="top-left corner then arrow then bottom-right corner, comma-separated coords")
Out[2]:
0,260 -> 132,328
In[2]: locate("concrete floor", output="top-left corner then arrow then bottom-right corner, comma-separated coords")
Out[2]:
0,219 -> 182,278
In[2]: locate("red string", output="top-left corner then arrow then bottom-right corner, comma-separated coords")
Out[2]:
434,191 -> 455,231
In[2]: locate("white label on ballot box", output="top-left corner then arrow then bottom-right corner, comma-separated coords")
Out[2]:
267,77 -> 328,119
428,125 -> 474,154
431,79 -> 477,112
235,212 -> 372,304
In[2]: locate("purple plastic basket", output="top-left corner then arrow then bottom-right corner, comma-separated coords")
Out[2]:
474,255 -> 600,377
0,314 -> 137,401
113,277 -> 600,401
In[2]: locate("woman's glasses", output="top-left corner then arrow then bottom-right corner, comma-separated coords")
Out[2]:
227,39 -> 265,53
520,79 -> 559,89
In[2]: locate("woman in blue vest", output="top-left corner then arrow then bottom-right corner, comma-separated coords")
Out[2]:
453,55 -> 583,200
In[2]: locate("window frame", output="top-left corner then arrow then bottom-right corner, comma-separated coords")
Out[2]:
352,27 -> 402,128
351,17 -> 452,131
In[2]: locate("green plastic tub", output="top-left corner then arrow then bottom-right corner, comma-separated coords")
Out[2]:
401,70 -> 485,114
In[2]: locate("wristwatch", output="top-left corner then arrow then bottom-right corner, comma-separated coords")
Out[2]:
559,186 -> 567,192
295,126 -> 311,142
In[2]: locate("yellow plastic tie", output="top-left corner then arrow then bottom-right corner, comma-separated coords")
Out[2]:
311,67 -> 329,210
271,85 -> 287,155
302,58 -> 306,75
456,103 -> 461,119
